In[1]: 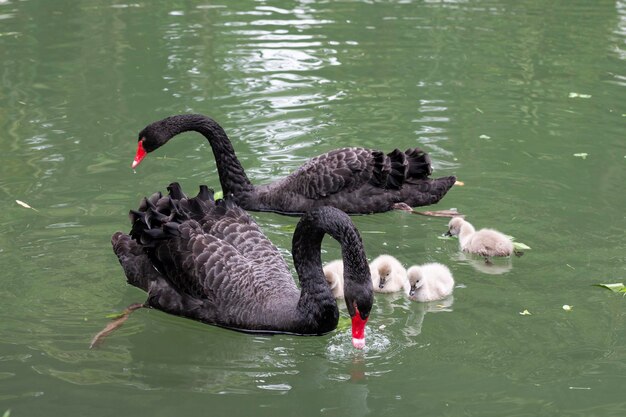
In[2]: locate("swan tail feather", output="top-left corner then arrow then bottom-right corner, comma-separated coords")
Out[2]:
369,150 -> 391,188
167,182 -> 187,200
405,147 -> 433,179
111,231 -> 164,291
197,185 -> 214,202
386,149 -> 409,189
129,183 -> 219,248
138,192 -> 162,211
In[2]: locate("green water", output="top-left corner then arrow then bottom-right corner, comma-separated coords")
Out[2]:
1,0 -> 625,415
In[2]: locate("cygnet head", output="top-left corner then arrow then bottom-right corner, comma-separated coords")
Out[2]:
377,263 -> 393,288
407,266 -> 424,297
369,255 -> 408,293
445,216 -> 466,237
324,270 -> 340,290
406,263 -> 455,302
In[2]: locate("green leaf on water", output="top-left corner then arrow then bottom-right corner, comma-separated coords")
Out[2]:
336,316 -> 351,331
513,242 -> 532,250
573,153 -> 589,159
3,409 -> 11,417
503,234 -> 531,250
214,190 -> 223,200
593,283 -> 626,293
104,311 -> 126,320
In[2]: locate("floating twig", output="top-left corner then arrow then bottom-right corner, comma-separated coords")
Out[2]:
89,303 -> 144,349
412,209 -> 463,218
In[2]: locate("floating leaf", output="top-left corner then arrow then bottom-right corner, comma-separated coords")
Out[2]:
573,153 -> 588,159
593,283 -> 626,293
562,304 -> 573,311
503,234 -> 531,250
15,200 -> 38,212
213,190 -> 223,200
479,134 -> 491,139
519,309 -> 532,316
3,410 -> 10,417
513,242 -> 532,250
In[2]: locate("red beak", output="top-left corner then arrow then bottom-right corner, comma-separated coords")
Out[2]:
131,140 -> 147,169
351,311 -> 368,350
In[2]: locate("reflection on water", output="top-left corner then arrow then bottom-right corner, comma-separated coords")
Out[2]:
326,293 -> 455,364
453,252 -> 514,275
14,286 -> 456,398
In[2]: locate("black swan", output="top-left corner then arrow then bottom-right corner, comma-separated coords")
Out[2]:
110,183 -> 374,349
131,114 -> 457,215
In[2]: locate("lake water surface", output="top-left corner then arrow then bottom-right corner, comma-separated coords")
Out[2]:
1,1 -> 625,416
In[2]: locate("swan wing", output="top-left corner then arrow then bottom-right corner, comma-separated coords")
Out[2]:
278,147 -> 434,199
154,212 -> 296,298
143,216 -> 299,329
200,203 -> 286,266
278,148 -> 375,198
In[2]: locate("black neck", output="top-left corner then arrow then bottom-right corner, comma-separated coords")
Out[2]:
157,114 -> 254,195
291,207 -> 370,331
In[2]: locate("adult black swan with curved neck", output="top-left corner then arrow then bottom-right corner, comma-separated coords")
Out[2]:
110,183 -> 374,349
131,114 -> 457,215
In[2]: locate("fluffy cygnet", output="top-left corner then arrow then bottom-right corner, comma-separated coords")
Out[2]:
369,255 -> 409,293
406,263 -> 455,302
446,217 -> 513,258
322,259 -> 344,299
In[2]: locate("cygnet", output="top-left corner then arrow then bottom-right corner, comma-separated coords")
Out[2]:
446,217 -> 514,259
406,263 -> 455,302
369,254 -> 409,293
322,259 -> 344,298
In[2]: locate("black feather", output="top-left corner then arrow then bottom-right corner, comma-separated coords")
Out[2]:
112,183 -> 374,337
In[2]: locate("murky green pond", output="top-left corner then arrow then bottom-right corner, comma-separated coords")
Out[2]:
1,0 -> 625,416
